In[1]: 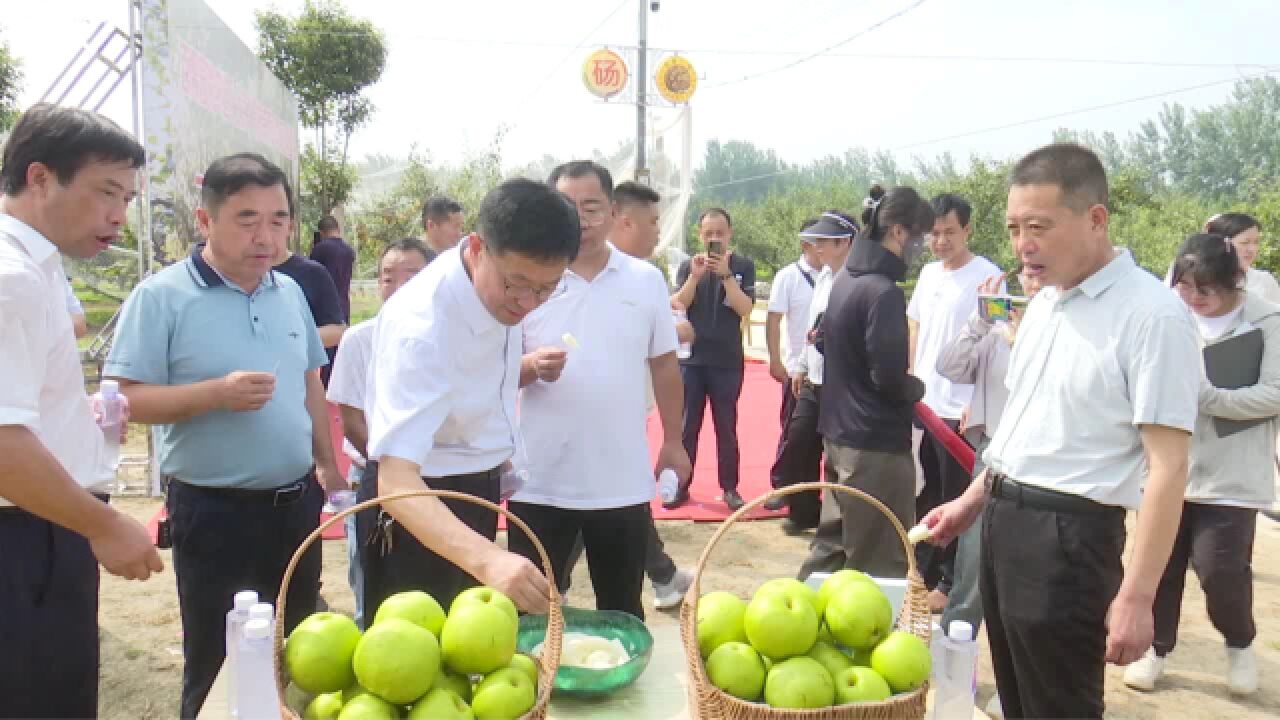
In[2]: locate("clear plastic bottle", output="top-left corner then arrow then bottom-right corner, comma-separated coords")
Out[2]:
92,379 -> 125,484
930,620 -> 978,720
225,590 -> 259,717
235,618 -> 281,720
249,602 -> 274,627
658,467 -> 680,504
673,309 -> 692,359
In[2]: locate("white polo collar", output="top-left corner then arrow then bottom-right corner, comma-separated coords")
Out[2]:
0,213 -> 59,265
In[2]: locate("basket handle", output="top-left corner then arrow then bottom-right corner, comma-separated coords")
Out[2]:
686,481 -> 918,606
271,488 -> 565,713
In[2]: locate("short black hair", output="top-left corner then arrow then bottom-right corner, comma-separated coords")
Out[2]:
862,186 -> 935,244
1,103 -> 145,195
478,178 -> 580,263
1010,142 -> 1108,212
381,237 -> 432,264
698,207 -> 732,228
930,193 -> 972,227
1205,212 -> 1260,239
318,215 -> 340,234
547,160 -> 614,201
201,152 -> 294,217
1171,233 -> 1244,294
614,181 -> 660,210
422,195 -> 463,226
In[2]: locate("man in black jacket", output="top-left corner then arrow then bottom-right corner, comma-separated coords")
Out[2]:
798,187 -> 934,580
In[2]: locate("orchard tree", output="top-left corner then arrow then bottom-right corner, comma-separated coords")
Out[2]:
0,29 -> 23,132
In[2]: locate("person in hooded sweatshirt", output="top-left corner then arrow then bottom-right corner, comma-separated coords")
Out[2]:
798,185 -> 934,580
1123,233 -> 1278,696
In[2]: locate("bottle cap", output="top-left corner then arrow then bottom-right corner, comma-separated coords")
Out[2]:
244,618 -> 271,639
233,590 -> 259,611
99,379 -> 119,396
947,620 -> 974,642
249,602 -> 274,621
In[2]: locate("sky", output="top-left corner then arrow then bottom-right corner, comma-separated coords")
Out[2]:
7,0 -> 1280,180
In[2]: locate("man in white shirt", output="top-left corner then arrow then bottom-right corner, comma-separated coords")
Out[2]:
763,219 -> 824,528
906,193 -> 1001,606
923,143 -> 1198,719
327,238 -> 431,627
509,162 -> 690,619
0,103 -> 163,719
365,179 -> 577,616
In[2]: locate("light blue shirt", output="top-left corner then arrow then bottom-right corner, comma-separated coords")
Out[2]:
105,250 -> 328,489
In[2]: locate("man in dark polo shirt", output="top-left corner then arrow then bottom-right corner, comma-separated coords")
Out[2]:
671,208 -> 756,511
106,153 -> 343,718
276,236 -> 346,387
310,214 -> 355,321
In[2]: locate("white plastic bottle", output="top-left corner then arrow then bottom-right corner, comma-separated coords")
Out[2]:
931,620 -> 978,720
673,309 -> 692,359
93,379 -> 125,484
235,618 -> 281,720
225,590 -> 259,717
249,602 -> 274,628
658,468 -> 680,505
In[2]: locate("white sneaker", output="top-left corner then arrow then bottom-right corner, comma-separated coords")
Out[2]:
1123,648 -> 1165,691
1227,645 -> 1259,695
984,693 -> 1004,719
652,568 -> 693,609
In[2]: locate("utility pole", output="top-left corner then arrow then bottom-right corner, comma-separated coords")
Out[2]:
636,0 -> 649,182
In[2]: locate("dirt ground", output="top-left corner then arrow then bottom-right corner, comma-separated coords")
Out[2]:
99,497 -> 1280,719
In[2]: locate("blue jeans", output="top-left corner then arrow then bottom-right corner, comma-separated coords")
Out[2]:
346,464 -> 366,628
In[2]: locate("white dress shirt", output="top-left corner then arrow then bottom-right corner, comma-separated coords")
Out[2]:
515,247 -> 679,509
983,249 -> 1200,510
768,257 -> 818,374
794,265 -> 834,386
327,318 -> 376,467
907,255 -> 1002,419
366,246 -> 519,476
0,214 -> 106,505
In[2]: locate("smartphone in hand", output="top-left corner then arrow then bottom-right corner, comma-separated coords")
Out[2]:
978,294 -> 1026,323
707,240 -> 725,257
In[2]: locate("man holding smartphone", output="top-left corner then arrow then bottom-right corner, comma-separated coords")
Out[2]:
671,209 -> 756,510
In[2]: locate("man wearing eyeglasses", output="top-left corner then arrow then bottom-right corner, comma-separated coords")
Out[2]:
360,178 -> 578,618
507,161 -> 691,619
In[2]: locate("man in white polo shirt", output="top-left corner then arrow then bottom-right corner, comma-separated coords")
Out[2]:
763,221 -> 822,527
327,238 -> 431,627
0,104 -> 163,719
509,161 -> 690,619
923,143 -> 1198,719
907,193 -> 1001,606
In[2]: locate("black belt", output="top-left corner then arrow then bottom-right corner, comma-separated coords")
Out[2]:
168,474 -> 312,507
989,473 -> 1117,515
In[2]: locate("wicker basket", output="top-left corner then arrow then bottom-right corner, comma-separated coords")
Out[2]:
679,481 -> 931,719
271,489 -> 565,720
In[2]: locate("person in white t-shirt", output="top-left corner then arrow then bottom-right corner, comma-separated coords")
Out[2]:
763,218 -> 828,528
327,238 -> 430,626
511,162 -> 690,619
906,193 -> 1001,610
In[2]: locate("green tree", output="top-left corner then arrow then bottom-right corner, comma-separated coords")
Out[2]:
256,0 -> 387,215
694,140 -> 792,206
0,29 -> 23,132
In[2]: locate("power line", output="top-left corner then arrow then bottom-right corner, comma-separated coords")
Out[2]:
692,72 -> 1272,192
702,0 -> 931,89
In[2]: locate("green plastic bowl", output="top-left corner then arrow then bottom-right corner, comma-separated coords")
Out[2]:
517,606 -> 654,697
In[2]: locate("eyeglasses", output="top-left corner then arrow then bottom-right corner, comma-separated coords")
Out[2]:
499,269 -> 561,302
576,203 -> 610,226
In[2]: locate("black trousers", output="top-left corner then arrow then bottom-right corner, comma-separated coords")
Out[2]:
769,381 -> 823,526
167,476 -> 323,719
915,417 -> 971,593
360,464 -> 501,619
558,516 -> 678,595
981,490 -> 1126,719
681,364 -> 743,492
0,502 -> 102,720
1152,502 -> 1257,655
508,502 -> 651,620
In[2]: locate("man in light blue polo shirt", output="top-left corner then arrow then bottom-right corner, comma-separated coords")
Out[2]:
105,153 -> 343,719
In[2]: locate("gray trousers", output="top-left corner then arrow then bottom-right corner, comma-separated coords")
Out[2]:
797,440 -> 915,581
941,436 -> 989,634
